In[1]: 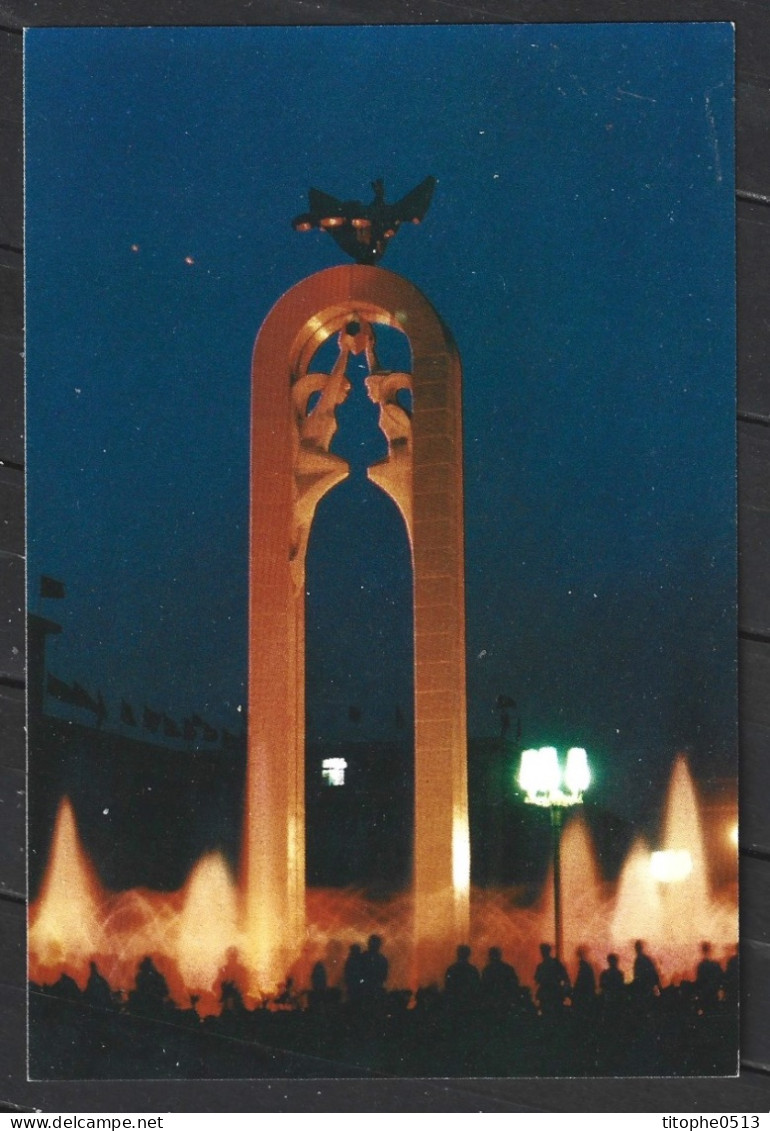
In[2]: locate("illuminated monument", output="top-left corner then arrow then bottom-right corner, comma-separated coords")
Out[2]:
244,179 -> 469,987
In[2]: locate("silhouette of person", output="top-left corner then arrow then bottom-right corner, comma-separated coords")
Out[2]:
359,934 -> 388,1002
632,939 -> 661,1002
128,956 -> 171,1017
220,977 -> 247,1016
274,975 -> 300,1010
84,960 -> 117,1010
344,943 -> 365,1005
481,946 -> 519,1012
308,960 -> 329,1011
695,942 -> 723,1011
217,946 -> 249,1009
599,953 -> 625,1000
572,946 -> 597,1013
445,945 -> 481,1010
534,943 -> 570,1015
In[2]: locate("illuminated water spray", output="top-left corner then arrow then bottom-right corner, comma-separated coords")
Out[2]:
659,753 -> 712,936
29,755 -> 736,1009
28,798 -> 104,986
610,754 -> 736,979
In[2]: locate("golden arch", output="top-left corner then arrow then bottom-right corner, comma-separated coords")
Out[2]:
245,265 -> 469,989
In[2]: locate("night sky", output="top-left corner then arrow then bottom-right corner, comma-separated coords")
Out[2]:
25,24 -> 735,824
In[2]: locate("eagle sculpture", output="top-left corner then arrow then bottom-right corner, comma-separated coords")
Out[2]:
292,176 -> 436,264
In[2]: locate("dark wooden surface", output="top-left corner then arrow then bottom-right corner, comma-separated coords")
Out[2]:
1,0 -> 768,1113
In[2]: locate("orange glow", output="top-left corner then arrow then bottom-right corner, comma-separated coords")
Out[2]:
175,853 -> 241,1013
612,837 -> 662,945
28,798 -> 105,990
30,754 -> 737,1013
610,755 -> 736,980
650,849 -> 693,882
184,255 -> 195,265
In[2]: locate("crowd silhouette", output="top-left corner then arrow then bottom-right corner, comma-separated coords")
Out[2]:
30,936 -> 739,1078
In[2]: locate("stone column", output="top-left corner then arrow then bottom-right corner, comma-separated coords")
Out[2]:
246,266 -> 468,991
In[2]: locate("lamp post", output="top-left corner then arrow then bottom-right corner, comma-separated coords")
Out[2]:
518,746 -> 590,961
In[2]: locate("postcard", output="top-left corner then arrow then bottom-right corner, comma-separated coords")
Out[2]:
25,23 -> 737,1078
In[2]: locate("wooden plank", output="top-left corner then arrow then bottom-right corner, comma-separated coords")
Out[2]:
737,82 -> 770,202
0,682 -> 24,772
0,118 -> 22,252
741,637 -> 770,730
736,79 -> 770,212
0,765 -> 24,899
741,721 -> 770,858
738,421 -> 770,638
0,31 -> 21,257
0,465 -> 22,554
737,201 -> 770,420
742,939 -> 770,1071
0,337 -> 24,468
0,33 -> 21,128
742,854 -> 770,945
740,639 -> 770,856
0,556 -> 24,684
0,255 -> 22,340
0,143 -> 23,460
0,898 -> 24,990
0,454 -> 24,684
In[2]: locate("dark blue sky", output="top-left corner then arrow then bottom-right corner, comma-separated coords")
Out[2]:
25,24 -> 735,820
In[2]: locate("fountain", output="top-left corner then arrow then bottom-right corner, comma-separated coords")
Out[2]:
28,798 -> 104,990
611,836 -> 663,953
533,814 -> 610,967
28,754 -> 737,1009
610,754 -> 737,981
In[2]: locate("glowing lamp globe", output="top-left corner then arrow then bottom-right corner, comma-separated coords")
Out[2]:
518,746 -> 562,802
537,747 -> 561,795
518,745 -> 591,807
518,748 -> 541,797
564,747 -> 590,797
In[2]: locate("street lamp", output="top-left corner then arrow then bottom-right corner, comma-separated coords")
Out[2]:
518,746 -> 591,961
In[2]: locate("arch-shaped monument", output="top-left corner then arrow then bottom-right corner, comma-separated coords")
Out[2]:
245,264 -> 469,989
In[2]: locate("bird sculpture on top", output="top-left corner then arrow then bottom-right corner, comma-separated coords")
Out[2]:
292,176 -> 436,265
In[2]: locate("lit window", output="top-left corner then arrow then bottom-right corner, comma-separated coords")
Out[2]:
322,758 -> 347,787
